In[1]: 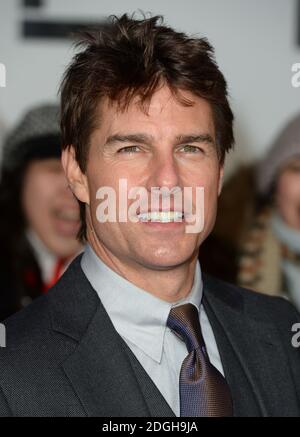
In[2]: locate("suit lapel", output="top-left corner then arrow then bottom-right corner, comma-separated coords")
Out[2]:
203,275 -> 299,416
61,302 -> 151,417
51,256 -> 175,417
203,294 -> 261,416
51,256 -> 299,417
123,343 -> 176,417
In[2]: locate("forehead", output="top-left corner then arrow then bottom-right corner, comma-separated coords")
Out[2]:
94,86 -> 215,139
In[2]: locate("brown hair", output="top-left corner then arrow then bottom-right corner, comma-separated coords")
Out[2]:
60,13 -> 234,241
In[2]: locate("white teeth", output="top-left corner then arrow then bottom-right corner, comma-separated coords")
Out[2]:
138,211 -> 184,222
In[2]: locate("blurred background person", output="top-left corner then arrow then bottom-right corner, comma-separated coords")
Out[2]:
0,116 -> 6,161
0,104 -> 82,321
199,163 -> 256,283
238,113 -> 300,311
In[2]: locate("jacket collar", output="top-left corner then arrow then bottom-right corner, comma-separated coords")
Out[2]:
49,256 -> 299,417
50,255 -> 174,417
203,273 -> 300,416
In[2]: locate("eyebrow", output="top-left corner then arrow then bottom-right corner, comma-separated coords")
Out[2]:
104,133 -> 215,147
105,133 -> 154,146
174,134 -> 214,146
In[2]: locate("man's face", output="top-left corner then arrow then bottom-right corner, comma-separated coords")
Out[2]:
22,158 -> 82,258
276,157 -> 300,231
69,86 -> 223,271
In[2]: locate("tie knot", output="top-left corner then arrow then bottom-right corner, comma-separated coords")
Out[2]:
167,303 -> 204,353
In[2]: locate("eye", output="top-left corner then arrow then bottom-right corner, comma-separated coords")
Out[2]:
180,145 -> 204,153
290,164 -> 300,173
117,145 -> 140,154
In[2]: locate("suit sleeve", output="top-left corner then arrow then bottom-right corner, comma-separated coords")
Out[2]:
0,385 -> 13,416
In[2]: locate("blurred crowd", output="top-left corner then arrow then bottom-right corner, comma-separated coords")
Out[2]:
0,104 -> 82,321
200,112 -> 300,312
0,104 -> 300,320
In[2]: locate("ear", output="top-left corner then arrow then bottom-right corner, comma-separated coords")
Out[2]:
61,146 -> 90,205
218,165 -> 224,196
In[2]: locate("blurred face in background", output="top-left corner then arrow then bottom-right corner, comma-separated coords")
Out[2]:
276,157 -> 300,231
22,158 -> 81,258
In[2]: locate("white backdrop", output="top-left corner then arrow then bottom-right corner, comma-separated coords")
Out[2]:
0,0 -> 300,175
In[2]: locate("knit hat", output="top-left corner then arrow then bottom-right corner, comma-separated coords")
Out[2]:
2,104 -> 61,172
256,113 -> 300,196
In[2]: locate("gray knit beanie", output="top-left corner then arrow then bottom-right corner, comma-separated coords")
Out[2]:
256,113 -> 300,196
2,104 -> 61,172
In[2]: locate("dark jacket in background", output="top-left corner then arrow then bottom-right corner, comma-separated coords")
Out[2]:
0,235 -> 43,322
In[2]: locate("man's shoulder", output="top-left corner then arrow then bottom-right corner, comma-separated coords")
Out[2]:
0,254 -> 98,366
1,290 -> 51,349
203,272 -> 300,325
0,289 -> 58,398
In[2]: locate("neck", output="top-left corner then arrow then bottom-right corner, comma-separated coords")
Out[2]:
86,221 -> 198,303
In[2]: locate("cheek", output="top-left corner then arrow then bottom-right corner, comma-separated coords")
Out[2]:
22,173 -> 59,219
190,172 -> 219,235
289,177 -> 300,199
203,182 -> 219,224
194,166 -> 220,200
87,161 -> 141,213
87,158 -> 118,194
277,174 -> 300,201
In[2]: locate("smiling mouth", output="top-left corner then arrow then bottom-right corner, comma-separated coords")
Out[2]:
137,211 -> 184,222
52,209 -> 81,231
54,209 -> 79,222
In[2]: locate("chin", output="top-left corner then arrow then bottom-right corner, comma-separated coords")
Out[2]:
46,238 -> 80,259
138,249 -> 196,270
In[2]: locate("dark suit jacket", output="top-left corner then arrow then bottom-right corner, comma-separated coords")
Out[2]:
0,255 -> 299,417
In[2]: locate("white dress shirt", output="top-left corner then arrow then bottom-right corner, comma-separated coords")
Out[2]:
81,244 -> 224,416
27,229 -> 57,284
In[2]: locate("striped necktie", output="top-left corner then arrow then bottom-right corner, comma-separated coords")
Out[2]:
167,303 -> 233,417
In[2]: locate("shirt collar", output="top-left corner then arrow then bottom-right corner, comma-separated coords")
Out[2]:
81,244 -> 203,363
26,228 -> 57,283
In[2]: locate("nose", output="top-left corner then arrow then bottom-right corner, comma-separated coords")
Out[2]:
146,151 -> 180,191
